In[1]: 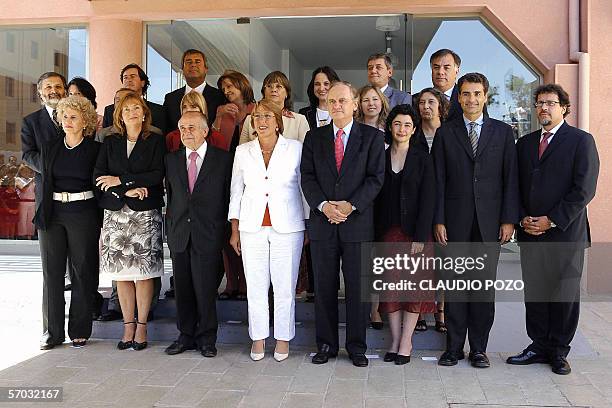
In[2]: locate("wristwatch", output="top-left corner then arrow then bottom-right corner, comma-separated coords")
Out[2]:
549,219 -> 557,228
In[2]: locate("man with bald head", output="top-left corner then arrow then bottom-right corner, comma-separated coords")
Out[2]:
164,111 -> 231,357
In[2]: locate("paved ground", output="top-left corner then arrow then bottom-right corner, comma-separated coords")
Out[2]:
0,255 -> 611,407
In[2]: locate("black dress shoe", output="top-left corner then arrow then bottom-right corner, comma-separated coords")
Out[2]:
218,292 -> 232,300
312,345 -> 337,364
72,339 -> 87,348
551,356 -> 571,375
506,349 -> 549,365
164,288 -> 175,298
438,350 -> 464,366
200,344 -> 218,358
468,351 -> 490,368
370,321 -> 383,330
98,309 -> 122,322
40,341 -> 62,350
132,321 -> 148,351
383,352 -> 397,362
350,353 -> 369,367
117,340 -> 133,350
394,354 -> 411,365
165,341 -> 195,355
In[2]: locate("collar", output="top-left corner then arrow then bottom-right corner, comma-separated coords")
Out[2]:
463,114 -> 484,127
444,87 -> 453,99
186,140 -> 208,160
186,81 -> 206,94
333,120 -> 354,138
379,84 -> 389,93
542,120 -> 564,137
45,105 -> 55,119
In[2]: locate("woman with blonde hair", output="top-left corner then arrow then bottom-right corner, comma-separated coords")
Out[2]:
166,91 -> 208,152
35,95 -> 101,349
357,85 -> 390,132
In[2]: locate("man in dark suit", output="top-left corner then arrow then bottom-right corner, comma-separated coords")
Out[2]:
101,64 -> 167,134
163,49 -> 225,132
164,111 -> 231,358
301,81 -> 385,367
507,84 -> 599,375
367,53 -> 411,108
432,72 -> 519,368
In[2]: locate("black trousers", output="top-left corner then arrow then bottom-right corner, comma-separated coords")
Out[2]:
521,244 -> 583,358
444,217 -> 500,353
39,208 -> 100,341
310,232 -> 367,356
171,239 -> 223,348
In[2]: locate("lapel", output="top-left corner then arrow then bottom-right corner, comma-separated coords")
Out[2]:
38,108 -> 62,140
193,144 -> 213,191
383,86 -> 393,103
127,134 -> 150,166
539,121 -> 569,163
401,147 -> 421,185
475,117 -> 493,157
451,118 -> 474,160
266,135 -> 289,175
321,125 -> 338,177
175,148 -> 189,192
248,139 -> 267,174
44,137 -> 64,177
339,122 -> 363,178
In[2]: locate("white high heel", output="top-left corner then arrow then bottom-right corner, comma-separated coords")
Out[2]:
250,340 -> 265,361
274,342 -> 289,362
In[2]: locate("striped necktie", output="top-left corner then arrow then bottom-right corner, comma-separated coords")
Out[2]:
468,122 -> 479,156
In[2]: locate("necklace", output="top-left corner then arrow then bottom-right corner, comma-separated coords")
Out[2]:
64,136 -> 84,150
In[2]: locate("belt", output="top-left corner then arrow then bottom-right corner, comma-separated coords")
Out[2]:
52,191 -> 94,203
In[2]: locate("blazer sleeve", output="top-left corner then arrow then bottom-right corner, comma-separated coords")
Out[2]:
239,116 -> 254,145
20,117 -> 41,173
300,130 -> 328,212
399,91 -> 411,106
415,156 -> 436,242
432,128 -> 446,225
227,149 -> 245,220
119,134 -> 167,188
93,138 -> 128,197
296,114 -> 310,143
294,142 -> 310,219
500,126 -> 520,224
163,154 -> 173,224
548,132 -> 600,231
348,133 -> 385,212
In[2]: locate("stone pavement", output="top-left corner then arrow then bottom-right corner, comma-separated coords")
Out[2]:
1,255 -> 612,407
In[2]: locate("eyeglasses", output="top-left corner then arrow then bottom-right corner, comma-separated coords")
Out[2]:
253,113 -> 275,121
534,101 -> 561,108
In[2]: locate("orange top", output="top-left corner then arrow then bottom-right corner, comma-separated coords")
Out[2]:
262,204 -> 272,226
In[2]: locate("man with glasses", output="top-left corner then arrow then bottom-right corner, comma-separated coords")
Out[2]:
507,84 -> 599,375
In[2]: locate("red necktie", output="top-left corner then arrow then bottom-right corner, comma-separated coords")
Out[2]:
539,132 -> 551,159
188,151 -> 199,193
335,129 -> 344,172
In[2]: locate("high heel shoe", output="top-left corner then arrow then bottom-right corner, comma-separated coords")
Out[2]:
274,342 -> 289,362
132,321 -> 148,351
117,321 -> 136,350
395,354 -> 411,365
250,340 -> 265,361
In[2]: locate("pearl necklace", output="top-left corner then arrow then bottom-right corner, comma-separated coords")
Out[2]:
64,136 -> 84,150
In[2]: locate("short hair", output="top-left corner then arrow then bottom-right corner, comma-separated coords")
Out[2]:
250,99 -> 284,136
261,71 -> 293,111
416,87 -> 450,121
55,95 -> 98,138
367,53 -> 393,70
67,77 -> 98,109
181,49 -> 207,68
217,70 -> 255,105
180,111 -> 209,130
328,80 -> 359,100
534,84 -> 571,117
37,72 -> 67,93
356,85 -> 390,129
429,49 -> 462,67
385,104 -> 421,146
120,64 -> 150,95
306,66 -> 340,108
113,91 -> 152,139
180,91 -> 208,117
457,72 -> 489,95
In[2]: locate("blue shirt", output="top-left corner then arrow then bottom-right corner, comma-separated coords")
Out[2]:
463,114 -> 484,142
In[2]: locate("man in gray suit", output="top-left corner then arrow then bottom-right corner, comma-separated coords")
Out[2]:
367,53 -> 411,108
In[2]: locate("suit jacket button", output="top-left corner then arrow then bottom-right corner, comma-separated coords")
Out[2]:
265,176 -> 268,180
187,218 -> 191,223
265,193 -> 268,196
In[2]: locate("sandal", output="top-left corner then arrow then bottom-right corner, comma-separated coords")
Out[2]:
132,321 -> 148,351
415,319 -> 428,332
435,310 -> 447,333
117,321 -> 136,350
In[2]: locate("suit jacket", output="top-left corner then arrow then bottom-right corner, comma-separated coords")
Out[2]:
165,144 -> 231,254
445,84 -> 488,122
33,137 -> 101,230
516,122 -> 599,245
383,86 -> 411,109
299,106 -> 318,130
93,132 -> 166,211
432,116 -> 519,242
300,122 -> 385,242
228,136 -> 308,233
163,84 -> 225,132
374,134 -> 435,242
20,107 -> 64,209
102,101 -> 168,135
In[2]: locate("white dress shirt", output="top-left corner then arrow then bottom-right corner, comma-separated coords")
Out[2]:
185,81 -> 206,95
541,120 -> 564,144
185,141 -> 208,176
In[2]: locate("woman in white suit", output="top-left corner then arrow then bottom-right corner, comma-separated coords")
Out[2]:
229,99 -> 308,362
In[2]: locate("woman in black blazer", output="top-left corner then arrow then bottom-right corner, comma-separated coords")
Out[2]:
298,66 -> 340,130
94,91 -> 166,351
34,95 -> 101,349
374,104 -> 436,365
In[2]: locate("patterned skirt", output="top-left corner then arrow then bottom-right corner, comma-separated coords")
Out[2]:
100,205 -> 164,281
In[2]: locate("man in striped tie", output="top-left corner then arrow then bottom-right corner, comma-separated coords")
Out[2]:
431,72 -> 519,368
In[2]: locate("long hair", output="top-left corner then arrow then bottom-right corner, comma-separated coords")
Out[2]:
113,91 -> 151,139
217,70 -> 255,105
306,66 -> 340,108
356,85 -> 390,129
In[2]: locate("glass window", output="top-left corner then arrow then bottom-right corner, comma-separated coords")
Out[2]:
30,40 -> 38,59
6,32 -> 14,53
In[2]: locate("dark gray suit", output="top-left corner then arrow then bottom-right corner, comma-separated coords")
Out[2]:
383,85 -> 411,109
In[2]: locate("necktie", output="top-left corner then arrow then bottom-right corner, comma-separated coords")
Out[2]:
539,132 -> 551,159
52,109 -> 60,131
334,129 -> 344,172
188,151 -> 199,193
468,122 -> 479,156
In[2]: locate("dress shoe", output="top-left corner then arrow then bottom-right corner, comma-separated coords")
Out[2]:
250,340 -> 265,361
370,321 -> 383,330
165,341 -> 195,355
97,309 -> 122,322
383,352 -> 397,362
506,349 -> 549,365
468,351 -> 490,368
132,321 -> 148,351
551,356 -> 571,375
274,342 -> 289,362
40,341 -> 63,350
201,344 -> 217,358
394,354 -> 411,365
438,350 -> 464,366
118,321 -> 136,350
164,288 -> 175,298
72,339 -> 87,348
312,344 -> 337,364
349,353 -> 369,367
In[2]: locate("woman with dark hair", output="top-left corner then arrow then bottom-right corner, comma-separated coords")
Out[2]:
240,71 -> 309,144
374,104 -> 436,365
417,87 -> 449,152
68,77 -> 103,131
298,66 -> 340,129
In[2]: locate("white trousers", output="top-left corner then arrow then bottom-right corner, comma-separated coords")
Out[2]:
240,227 -> 304,341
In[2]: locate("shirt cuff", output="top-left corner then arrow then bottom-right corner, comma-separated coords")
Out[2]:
317,201 -> 327,212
